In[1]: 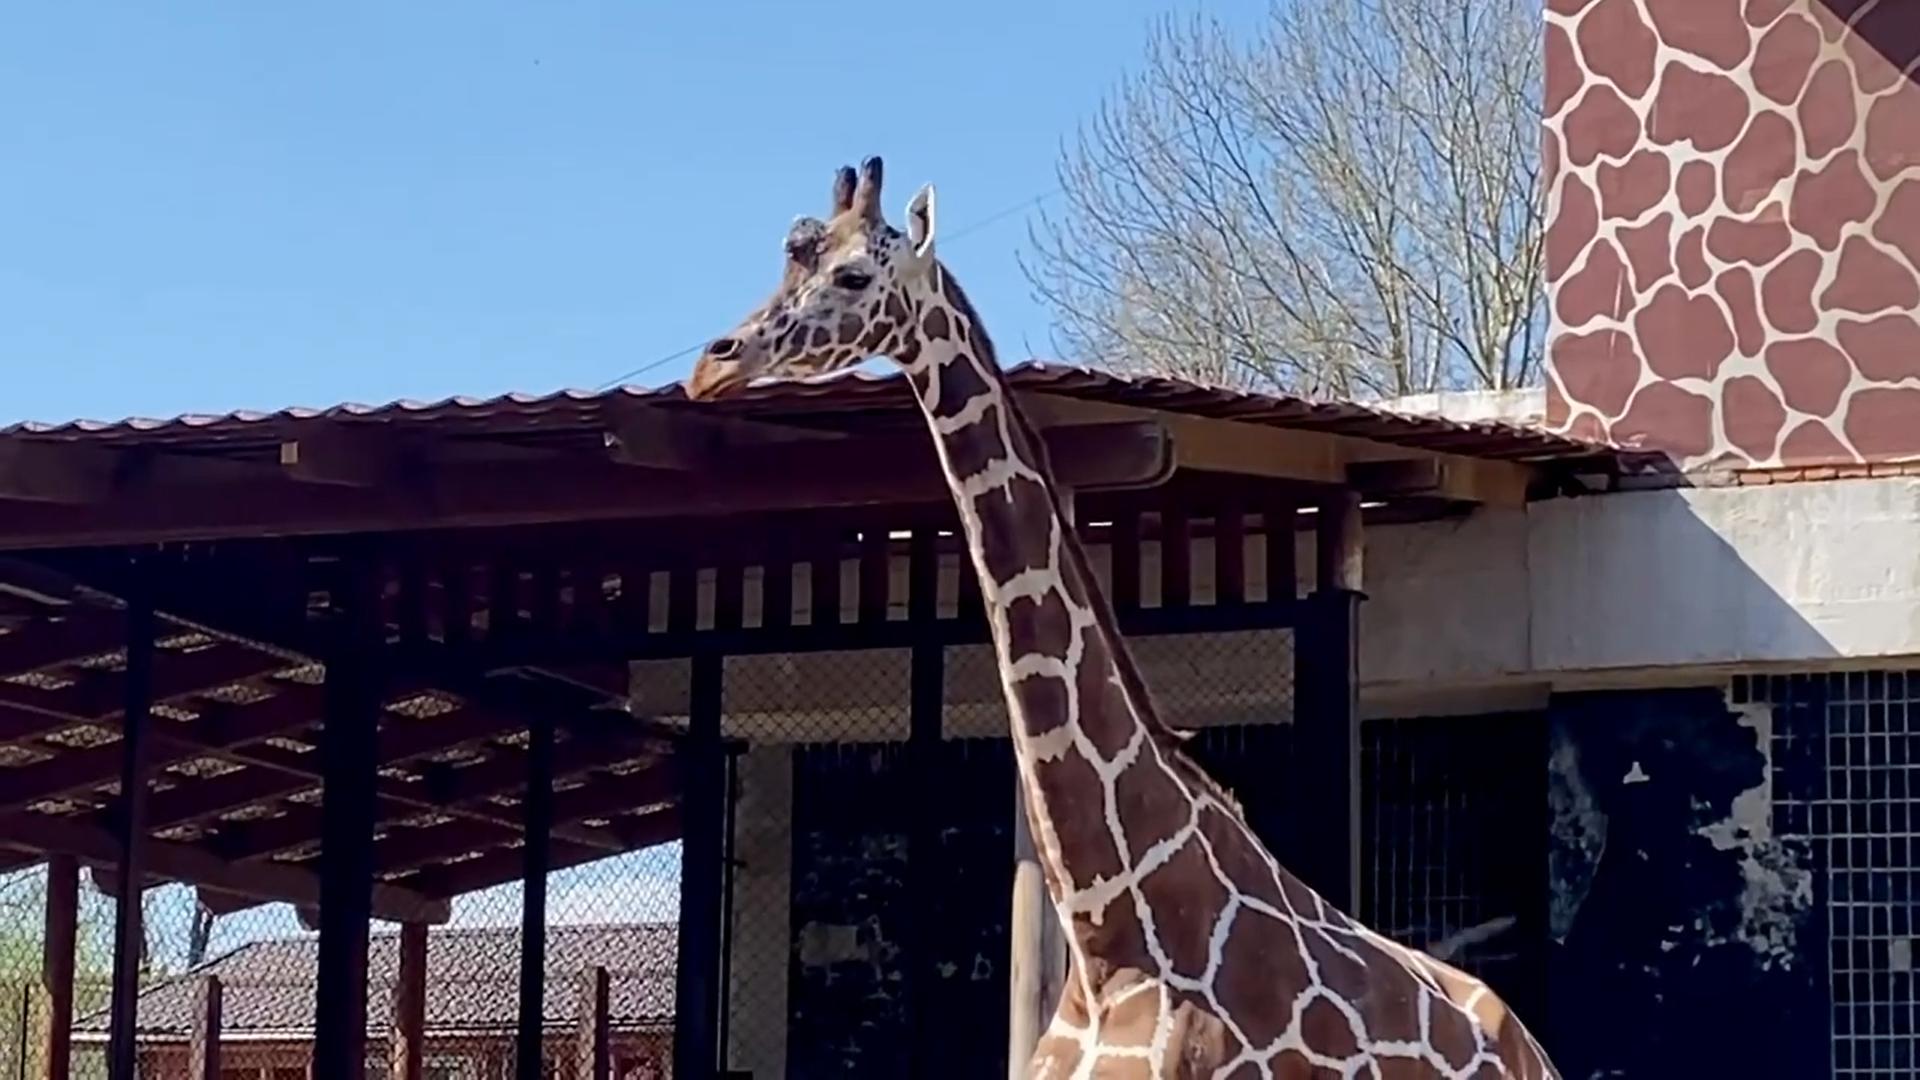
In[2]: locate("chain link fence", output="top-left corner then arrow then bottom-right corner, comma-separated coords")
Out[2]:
0,827 -> 680,1080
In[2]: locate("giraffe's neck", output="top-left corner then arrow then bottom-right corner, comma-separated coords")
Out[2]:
895,264 -> 1219,963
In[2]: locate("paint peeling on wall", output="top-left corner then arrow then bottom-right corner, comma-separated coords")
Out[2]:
1547,727 -> 1606,943
1692,701 -> 1813,969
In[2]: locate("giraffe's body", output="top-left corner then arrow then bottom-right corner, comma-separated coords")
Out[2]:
687,158 -> 1559,1079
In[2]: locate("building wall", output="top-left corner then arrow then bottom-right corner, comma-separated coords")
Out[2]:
1544,686 -> 1825,1076
1543,0 -> 1920,468
1361,476 -> 1920,703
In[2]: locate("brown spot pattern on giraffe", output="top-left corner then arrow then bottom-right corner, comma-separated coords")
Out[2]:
1111,755 -> 1193,863
1096,977 -> 1158,1047
921,306 -> 951,341
943,401 -> 1009,483
1428,995 -> 1484,1072
1013,672 -> 1072,738
1213,907 -> 1309,1049
1196,802 -> 1290,913
1136,838 -> 1231,979
972,474 -> 1054,585
1077,651 -> 1139,761
931,352 -> 989,422
1033,750 -> 1126,892
1299,996 -> 1361,1059
1798,60 -> 1856,160
1007,589 -> 1074,662
1071,894 -> 1155,992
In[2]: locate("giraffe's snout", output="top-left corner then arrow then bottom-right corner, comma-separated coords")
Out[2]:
685,337 -> 757,401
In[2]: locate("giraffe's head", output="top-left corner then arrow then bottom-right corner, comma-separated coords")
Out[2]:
685,156 -> 937,400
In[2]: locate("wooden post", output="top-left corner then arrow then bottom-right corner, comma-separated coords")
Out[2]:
573,966 -> 611,1080
515,714 -> 555,1080
1295,490 -> 1363,911
43,854 -> 78,1080
673,651 -> 726,1080
187,975 -> 222,1080
107,559 -> 155,1080
313,553 -> 383,1080
1008,494 -> 1073,1077
906,528 -> 941,1075
389,922 -> 428,1080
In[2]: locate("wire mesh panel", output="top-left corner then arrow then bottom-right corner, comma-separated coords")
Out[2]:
1360,712 -> 1548,1016
719,648 -> 910,1079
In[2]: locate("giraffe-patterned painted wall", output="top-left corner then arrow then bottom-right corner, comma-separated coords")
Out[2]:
1544,0 -> 1920,468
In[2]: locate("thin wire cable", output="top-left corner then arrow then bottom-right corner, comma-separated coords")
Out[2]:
590,186 -> 1064,390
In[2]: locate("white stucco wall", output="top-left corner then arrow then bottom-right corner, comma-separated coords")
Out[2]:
1359,476 -> 1920,697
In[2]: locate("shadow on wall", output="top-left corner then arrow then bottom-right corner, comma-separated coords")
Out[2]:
1820,0 -> 1919,80
1530,479 -> 1870,1076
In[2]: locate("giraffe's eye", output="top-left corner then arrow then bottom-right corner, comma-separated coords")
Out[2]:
832,267 -> 873,292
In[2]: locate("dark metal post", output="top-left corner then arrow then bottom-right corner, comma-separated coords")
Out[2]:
313,552 -> 383,1080
673,651 -> 726,1080
906,528 -> 942,1073
43,854 -> 78,1080
1294,491 -> 1363,911
514,714 -> 555,1080
107,557 -> 155,1080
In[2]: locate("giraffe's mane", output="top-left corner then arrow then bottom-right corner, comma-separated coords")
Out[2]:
935,263 -> 1250,822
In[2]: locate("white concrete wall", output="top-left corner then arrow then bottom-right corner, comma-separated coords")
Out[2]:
1359,476 -> 1920,699
632,476 -> 1920,726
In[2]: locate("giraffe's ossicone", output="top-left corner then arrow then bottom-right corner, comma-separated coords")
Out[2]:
687,157 -> 1560,1080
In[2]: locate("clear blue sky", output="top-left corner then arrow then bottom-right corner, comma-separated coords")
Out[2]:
0,1 -> 1246,427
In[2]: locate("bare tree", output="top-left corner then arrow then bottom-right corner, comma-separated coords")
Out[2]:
1025,0 -> 1544,399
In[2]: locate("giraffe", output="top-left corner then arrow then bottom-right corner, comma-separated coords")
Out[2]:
1544,0 -> 1920,469
684,157 -> 1559,1079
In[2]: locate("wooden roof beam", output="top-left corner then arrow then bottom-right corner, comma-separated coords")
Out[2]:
605,406 -> 848,470
1016,392 -> 1535,508
278,420 -> 568,488
400,805 -> 682,900
0,420 -> 1174,552
0,811 -> 449,924
0,681 -> 325,814
0,439 -> 300,506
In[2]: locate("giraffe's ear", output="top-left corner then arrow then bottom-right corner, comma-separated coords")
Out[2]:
906,184 -> 936,260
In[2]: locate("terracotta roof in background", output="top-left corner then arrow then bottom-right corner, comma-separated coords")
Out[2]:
2,362 -> 1640,471
73,922 -> 677,1040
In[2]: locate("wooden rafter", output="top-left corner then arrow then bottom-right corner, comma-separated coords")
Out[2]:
397,805 -> 682,900
0,809 -> 449,924
0,420 -> 1176,551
